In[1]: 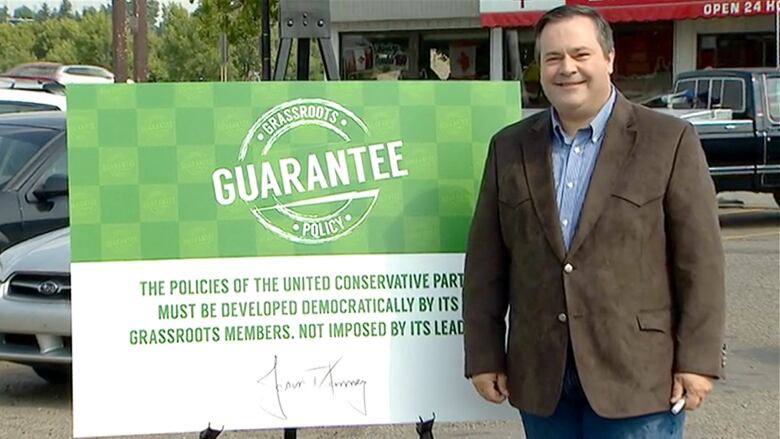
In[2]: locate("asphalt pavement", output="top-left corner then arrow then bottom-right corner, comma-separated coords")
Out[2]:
0,192 -> 777,439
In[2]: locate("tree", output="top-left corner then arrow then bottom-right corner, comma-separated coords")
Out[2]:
128,0 -> 161,31
186,0 -> 321,81
57,0 -> 73,18
152,4 -> 219,81
36,4 -> 53,21
0,23 -> 36,72
0,6 -> 9,23
72,10 -> 112,68
13,6 -> 35,20
82,6 -> 99,17
0,0 -> 325,83
45,39 -> 78,64
31,17 -> 79,60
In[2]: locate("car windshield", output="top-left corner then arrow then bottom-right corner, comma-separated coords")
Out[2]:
0,126 -> 59,188
63,66 -> 113,79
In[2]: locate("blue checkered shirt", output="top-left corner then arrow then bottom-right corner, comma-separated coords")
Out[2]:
550,89 -> 617,250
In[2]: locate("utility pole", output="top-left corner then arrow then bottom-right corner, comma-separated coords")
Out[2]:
133,0 -> 148,82
112,0 -> 128,82
219,32 -> 229,81
261,0 -> 271,80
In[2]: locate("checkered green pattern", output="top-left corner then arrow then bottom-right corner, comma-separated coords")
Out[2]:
67,81 -> 521,262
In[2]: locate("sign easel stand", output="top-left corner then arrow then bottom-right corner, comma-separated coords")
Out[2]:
273,0 -> 337,436
274,0 -> 339,81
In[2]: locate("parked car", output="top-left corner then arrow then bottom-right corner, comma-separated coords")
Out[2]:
0,111 -> 68,254
645,68 -> 780,205
0,87 -> 66,114
4,62 -> 114,85
0,227 -> 71,384
0,77 -> 66,114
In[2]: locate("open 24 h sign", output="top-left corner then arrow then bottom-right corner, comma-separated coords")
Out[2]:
67,81 -> 521,437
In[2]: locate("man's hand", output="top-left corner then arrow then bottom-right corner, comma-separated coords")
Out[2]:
471,372 -> 509,404
671,372 -> 714,411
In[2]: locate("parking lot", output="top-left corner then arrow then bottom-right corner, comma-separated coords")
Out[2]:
0,192 -> 777,439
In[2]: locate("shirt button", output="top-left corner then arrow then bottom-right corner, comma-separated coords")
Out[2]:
566,181 -> 574,189
563,263 -> 574,274
558,313 -> 568,323
574,146 -> 582,154
562,219 -> 569,226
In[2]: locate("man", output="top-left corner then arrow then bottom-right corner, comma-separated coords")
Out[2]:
462,5 -> 725,438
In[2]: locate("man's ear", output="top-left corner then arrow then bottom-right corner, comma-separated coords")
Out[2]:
607,49 -> 615,75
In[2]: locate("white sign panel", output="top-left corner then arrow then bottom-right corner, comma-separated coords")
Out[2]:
71,254 -> 516,437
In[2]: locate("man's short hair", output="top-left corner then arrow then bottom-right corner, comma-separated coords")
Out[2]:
534,5 -> 614,61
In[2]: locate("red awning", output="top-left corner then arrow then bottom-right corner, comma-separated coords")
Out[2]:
481,0 -> 780,27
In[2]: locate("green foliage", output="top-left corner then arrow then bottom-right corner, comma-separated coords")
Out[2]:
0,24 -> 35,71
13,6 -> 35,19
71,11 -> 112,67
36,4 -> 53,21
31,18 -> 79,60
152,3 -> 218,81
128,0 -> 161,32
57,0 -> 74,19
0,0 -> 327,82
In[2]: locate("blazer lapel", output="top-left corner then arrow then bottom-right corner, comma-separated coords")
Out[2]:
567,94 -> 638,257
522,111 -> 567,262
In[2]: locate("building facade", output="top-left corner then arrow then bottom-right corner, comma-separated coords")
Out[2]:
329,0 -> 779,106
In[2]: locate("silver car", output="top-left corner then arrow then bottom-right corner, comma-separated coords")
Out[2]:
0,227 -> 70,383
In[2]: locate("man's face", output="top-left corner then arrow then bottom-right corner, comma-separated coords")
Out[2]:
538,16 -> 615,118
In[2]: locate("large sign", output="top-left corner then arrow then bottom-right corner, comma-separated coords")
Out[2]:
67,81 -> 522,437
480,0 -> 780,26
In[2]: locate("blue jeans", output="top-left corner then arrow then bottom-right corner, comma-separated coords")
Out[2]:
520,351 -> 685,439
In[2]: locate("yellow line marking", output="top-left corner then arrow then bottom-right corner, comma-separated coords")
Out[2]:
723,231 -> 780,241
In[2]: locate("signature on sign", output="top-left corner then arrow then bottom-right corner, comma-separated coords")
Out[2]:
257,355 -> 369,420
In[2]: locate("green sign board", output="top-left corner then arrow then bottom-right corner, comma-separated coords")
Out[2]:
67,81 -> 521,261
67,81 -> 522,438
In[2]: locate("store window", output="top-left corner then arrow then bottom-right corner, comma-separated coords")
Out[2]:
697,33 -> 777,69
340,30 -> 490,80
341,33 -> 413,80
611,22 -> 674,102
419,31 -> 491,80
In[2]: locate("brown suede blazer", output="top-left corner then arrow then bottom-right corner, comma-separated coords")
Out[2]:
463,94 -> 726,418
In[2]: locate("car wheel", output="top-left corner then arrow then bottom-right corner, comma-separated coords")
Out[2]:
32,365 -> 71,385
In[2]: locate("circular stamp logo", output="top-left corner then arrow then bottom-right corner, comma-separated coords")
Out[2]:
212,98 -> 408,244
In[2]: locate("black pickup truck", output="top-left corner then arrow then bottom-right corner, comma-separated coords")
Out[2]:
650,68 -> 780,205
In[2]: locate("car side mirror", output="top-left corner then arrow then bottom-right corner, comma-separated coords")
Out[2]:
33,174 -> 69,201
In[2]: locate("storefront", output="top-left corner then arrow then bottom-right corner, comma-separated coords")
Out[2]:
339,29 -> 492,80
481,0 -> 780,105
327,0 -> 779,105
330,0 -> 497,81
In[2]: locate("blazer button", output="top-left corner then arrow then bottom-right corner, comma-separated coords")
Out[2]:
557,313 -> 568,323
563,263 -> 574,274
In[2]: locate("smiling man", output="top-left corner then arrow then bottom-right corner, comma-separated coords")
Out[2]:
462,5 -> 726,438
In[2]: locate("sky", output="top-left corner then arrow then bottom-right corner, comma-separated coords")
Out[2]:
3,0 -> 196,12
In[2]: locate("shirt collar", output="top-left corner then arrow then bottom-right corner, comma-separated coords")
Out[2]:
551,86 -> 616,145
